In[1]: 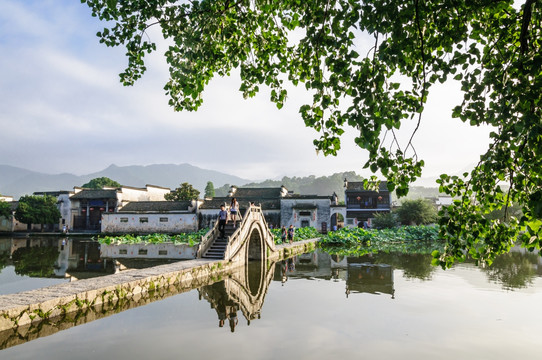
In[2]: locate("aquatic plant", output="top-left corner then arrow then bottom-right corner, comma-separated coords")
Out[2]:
97,228 -> 209,246
271,227 -> 321,244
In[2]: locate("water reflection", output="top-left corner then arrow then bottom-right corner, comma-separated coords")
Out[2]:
276,247 -> 542,293
1,245 -> 541,350
478,248 -> 541,290
198,261 -> 275,332
0,237 -> 111,283
275,251 -> 396,298
0,237 -> 185,294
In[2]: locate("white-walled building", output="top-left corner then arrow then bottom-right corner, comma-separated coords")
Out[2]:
70,185 -> 171,231
101,200 -> 198,233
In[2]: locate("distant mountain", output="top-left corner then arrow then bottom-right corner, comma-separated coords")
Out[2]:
217,171 -> 442,201
0,163 -> 250,199
0,163 -> 443,201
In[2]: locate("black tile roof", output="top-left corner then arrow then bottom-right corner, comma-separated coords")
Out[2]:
198,198 -> 231,209
119,201 -> 192,213
345,181 -> 389,192
286,194 -> 332,199
199,197 -> 281,210
292,203 -> 318,209
33,191 -> 73,196
231,187 -> 284,199
70,189 -> 118,200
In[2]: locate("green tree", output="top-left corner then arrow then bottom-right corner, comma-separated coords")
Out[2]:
214,183 -> 231,197
14,195 -> 61,231
82,177 -> 121,189
82,1 -> 542,266
395,199 -> 437,226
165,182 -> 200,201
372,212 -> 399,230
204,181 -> 215,198
0,200 -> 11,219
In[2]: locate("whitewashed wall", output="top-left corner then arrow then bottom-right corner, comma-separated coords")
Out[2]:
280,199 -> 331,231
101,213 -> 198,233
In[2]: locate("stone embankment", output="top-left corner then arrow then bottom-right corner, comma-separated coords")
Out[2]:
0,239 -> 317,349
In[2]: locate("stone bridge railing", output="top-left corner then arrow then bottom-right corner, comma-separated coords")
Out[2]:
224,205 -> 276,261
197,215 -> 221,258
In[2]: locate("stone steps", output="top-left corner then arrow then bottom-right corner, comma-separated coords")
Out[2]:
202,224 -> 239,259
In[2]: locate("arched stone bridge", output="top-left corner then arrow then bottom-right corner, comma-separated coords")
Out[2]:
197,205 -> 277,262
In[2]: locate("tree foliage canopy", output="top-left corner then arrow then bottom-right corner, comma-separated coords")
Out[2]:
0,200 -> 11,219
14,195 -> 61,227
395,198 -> 437,225
82,0 -> 542,266
204,181 -> 215,198
82,177 -> 121,189
165,182 -> 201,201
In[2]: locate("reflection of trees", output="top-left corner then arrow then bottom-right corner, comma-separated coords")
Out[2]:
481,252 -> 538,290
373,253 -> 436,280
0,252 -> 8,272
11,246 -> 59,277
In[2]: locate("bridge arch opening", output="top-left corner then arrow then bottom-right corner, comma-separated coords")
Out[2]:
247,227 -> 263,261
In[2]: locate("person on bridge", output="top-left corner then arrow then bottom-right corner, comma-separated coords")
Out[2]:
281,226 -> 287,243
230,197 -> 239,228
287,225 -> 295,244
218,205 -> 228,238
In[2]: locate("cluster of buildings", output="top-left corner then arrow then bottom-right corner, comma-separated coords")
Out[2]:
0,180 -> 394,234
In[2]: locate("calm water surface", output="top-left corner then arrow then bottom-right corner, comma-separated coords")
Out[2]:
1,237 -> 541,359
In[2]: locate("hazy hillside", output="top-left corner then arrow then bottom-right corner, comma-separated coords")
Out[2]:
0,163 -> 250,199
215,171 -> 365,200
0,164 -> 443,201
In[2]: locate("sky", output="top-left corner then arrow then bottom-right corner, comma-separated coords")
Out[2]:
0,0 -> 493,184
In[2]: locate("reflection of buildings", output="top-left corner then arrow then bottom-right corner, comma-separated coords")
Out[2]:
0,237 -> 111,279
274,249 -> 395,298
198,261 -> 275,332
345,262 -> 394,298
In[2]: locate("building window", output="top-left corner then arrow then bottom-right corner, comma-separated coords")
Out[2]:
346,218 -> 354,225
119,249 -> 127,255
120,217 -> 128,223
140,217 -> 148,223
138,248 -> 148,255
158,250 -> 167,256
299,211 -> 311,216
160,217 -> 168,222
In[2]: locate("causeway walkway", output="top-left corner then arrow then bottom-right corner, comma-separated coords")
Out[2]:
0,239 -> 318,335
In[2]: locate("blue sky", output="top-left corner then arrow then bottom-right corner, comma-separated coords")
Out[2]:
0,0 -> 492,183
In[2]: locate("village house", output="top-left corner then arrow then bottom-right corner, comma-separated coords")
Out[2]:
343,179 -> 392,227
199,185 -> 335,232
101,200 -> 198,233
0,197 -> 23,232
69,185 -> 171,231
198,186 -> 284,228
280,195 -> 333,232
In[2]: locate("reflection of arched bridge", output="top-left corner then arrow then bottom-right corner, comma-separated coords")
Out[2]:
198,259 -> 276,330
198,205 -> 277,262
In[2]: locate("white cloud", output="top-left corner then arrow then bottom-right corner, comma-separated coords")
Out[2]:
0,0 -> 493,183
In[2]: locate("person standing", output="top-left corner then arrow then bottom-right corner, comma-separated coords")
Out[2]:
218,205 -> 228,238
287,225 -> 295,244
230,197 -> 239,228
281,226 -> 287,244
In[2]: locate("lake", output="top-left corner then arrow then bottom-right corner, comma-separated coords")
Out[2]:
0,236 -> 541,359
